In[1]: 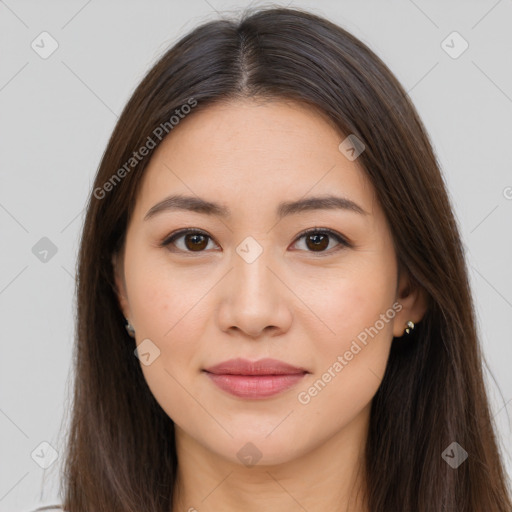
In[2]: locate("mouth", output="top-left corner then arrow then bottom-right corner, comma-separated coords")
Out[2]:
202,358 -> 309,399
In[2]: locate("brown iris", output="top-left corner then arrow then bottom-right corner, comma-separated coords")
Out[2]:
305,233 -> 329,251
184,233 -> 209,251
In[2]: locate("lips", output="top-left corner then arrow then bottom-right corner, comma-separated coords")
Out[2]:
204,357 -> 307,375
203,358 -> 309,399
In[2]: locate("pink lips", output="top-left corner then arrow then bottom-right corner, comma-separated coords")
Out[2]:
203,357 -> 308,399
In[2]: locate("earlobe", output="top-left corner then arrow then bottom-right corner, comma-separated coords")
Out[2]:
393,269 -> 429,338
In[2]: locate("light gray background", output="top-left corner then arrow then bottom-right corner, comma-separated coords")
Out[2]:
1,0 -> 511,510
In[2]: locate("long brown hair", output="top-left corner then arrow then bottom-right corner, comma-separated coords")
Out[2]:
53,6 -> 511,511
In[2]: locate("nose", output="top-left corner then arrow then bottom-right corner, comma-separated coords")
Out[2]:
216,246 -> 293,339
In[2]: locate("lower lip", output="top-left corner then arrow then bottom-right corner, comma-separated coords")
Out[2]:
204,372 -> 307,399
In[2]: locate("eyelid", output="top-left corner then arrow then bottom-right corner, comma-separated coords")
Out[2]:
160,227 -> 352,254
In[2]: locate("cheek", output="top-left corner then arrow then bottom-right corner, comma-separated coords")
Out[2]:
124,255 -> 216,398
306,265 -> 397,353
126,262 -> 210,425
293,257 -> 397,421
297,269 -> 396,407
293,285 -> 397,442
126,253 -> 209,340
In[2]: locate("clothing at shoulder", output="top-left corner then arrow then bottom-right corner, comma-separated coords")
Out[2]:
31,506 -> 66,512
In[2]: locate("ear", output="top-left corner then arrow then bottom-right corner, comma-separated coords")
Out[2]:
111,250 -> 131,321
392,266 -> 429,338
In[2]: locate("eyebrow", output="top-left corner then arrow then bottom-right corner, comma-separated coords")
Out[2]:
143,194 -> 368,221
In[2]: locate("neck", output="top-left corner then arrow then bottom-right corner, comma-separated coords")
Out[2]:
172,404 -> 370,512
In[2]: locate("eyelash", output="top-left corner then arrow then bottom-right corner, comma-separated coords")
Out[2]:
159,227 -> 351,256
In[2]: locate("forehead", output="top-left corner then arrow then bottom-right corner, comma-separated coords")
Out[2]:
133,98 -> 377,220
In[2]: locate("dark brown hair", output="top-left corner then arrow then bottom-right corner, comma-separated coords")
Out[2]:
51,6 -> 511,511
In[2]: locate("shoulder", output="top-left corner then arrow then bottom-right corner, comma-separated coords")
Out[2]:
30,506 -> 66,512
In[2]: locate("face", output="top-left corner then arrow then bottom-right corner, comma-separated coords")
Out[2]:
113,98 -> 423,466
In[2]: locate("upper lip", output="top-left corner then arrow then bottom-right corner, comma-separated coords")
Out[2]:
203,358 -> 308,376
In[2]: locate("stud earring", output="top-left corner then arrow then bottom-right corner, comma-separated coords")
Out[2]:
404,320 -> 415,335
125,319 -> 136,338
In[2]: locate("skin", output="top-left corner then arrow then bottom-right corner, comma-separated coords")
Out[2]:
113,98 -> 428,512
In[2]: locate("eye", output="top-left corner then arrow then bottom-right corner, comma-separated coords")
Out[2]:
160,227 -> 351,255
291,228 -> 351,255
160,228 -> 219,253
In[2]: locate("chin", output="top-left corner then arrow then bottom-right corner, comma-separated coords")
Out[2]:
206,426 -> 310,468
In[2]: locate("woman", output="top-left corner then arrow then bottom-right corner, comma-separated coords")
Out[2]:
36,5 -> 512,512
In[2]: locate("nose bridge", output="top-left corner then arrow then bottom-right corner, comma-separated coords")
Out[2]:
232,236 -> 278,305
216,235 -> 291,337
